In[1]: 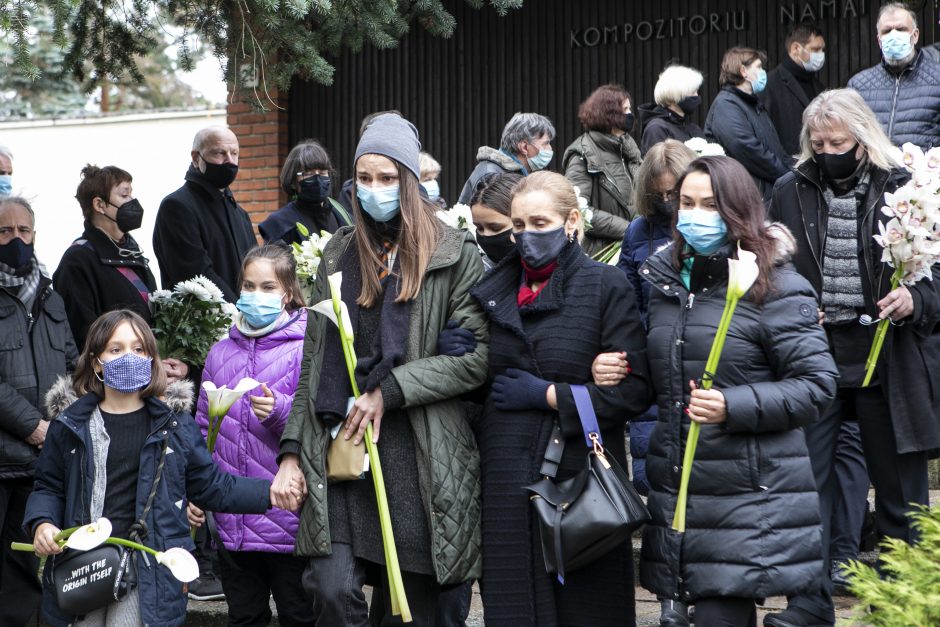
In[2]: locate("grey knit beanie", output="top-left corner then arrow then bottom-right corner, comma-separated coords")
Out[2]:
353,113 -> 422,179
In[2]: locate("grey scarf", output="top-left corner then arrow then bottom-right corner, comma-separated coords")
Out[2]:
0,257 -> 45,312
821,180 -> 867,324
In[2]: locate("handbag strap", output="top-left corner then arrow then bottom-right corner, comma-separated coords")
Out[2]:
128,435 -> 169,548
571,385 -> 602,448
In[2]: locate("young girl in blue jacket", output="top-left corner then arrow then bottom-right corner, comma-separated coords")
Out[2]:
25,309 -> 274,627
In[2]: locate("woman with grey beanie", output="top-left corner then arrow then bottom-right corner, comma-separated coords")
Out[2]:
272,113 -> 490,625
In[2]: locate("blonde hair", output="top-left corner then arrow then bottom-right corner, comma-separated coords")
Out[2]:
633,140 -> 697,218
798,89 -> 901,171
418,152 -> 441,178
654,65 -> 704,107
511,171 -> 583,237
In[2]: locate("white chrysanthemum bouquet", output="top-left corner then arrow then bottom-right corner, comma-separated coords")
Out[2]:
436,203 -> 476,235
685,137 -> 726,156
292,223 -> 332,304
862,143 -> 940,385
150,275 -> 236,366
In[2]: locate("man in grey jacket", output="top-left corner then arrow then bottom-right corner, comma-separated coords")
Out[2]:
0,196 -> 77,625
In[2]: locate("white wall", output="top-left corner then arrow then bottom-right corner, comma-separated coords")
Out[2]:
0,109 -> 226,286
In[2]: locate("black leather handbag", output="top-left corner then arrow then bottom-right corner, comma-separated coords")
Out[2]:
51,543 -> 134,617
524,384 -> 650,584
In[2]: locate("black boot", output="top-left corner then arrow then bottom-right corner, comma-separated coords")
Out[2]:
660,599 -> 690,627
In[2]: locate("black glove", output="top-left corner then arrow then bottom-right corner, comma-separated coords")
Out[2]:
437,319 -> 477,357
491,368 -> 552,411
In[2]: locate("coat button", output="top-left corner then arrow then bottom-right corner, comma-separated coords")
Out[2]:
642,268 -> 650,274
172,421 -> 177,427
317,483 -> 323,489
673,466 -> 679,473
809,222 -> 815,227
663,285 -> 670,290
488,300 -> 496,307
674,401 -> 682,408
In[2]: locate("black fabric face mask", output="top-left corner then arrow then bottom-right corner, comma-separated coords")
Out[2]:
0,238 -> 33,270
650,198 -> 677,218
677,96 -> 702,115
200,156 -> 239,188
107,198 -> 144,233
298,175 -> 331,204
476,229 -> 515,264
515,226 -> 568,269
622,112 -> 636,133
815,144 -> 862,182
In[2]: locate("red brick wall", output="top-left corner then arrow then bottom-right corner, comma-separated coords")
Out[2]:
226,90 -> 289,234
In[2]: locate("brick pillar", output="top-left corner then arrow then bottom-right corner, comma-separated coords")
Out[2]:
226,90 -> 290,233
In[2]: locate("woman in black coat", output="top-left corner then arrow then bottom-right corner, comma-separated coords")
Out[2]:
704,47 -> 790,205
638,65 -> 706,156
54,165 -> 157,351
470,171 -> 651,627
635,156 -> 837,625
765,89 -> 940,627
258,139 -> 352,246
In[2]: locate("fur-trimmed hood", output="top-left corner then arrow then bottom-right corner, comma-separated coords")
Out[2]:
475,146 -> 525,172
44,376 -> 194,419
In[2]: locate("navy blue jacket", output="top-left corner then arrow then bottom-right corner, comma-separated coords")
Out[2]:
25,393 -> 271,627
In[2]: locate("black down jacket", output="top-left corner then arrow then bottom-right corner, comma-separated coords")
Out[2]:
0,277 -> 78,479
638,228 -> 838,604
704,86 -> 790,205
847,51 -> 940,149
770,162 -> 940,454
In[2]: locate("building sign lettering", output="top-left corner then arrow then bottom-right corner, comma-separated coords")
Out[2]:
570,11 -> 748,48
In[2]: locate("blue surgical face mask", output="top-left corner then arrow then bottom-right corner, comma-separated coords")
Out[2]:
749,68 -> 768,93
515,225 -> 569,269
236,290 -> 284,329
0,175 -> 11,198
802,49 -> 826,72
676,208 -> 728,255
357,183 -> 401,222
97,353 -> 153,393
881,29 -> 914,61
527,148 -> 553,172
421,180 -> 440,202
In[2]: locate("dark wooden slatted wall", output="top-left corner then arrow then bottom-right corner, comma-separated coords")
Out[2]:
289,0 -> 937,204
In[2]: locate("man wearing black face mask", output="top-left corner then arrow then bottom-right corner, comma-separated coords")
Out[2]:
55,164 -> 158,351
154,126 -> 256,303
0,197 -> 78,626
259,139 -> 353,246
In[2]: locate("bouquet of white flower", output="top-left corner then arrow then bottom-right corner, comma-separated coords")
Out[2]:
861,143 -> 940,386
685,137 -> 726,156
150,276 -> 235,367
291,223 -> 332,304
436,203 -> 476,235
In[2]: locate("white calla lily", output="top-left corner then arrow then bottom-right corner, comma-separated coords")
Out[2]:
156,547 -> 200,583
63,518 -> 112,550
727,244 -> 759,300
202,378 -> 262,418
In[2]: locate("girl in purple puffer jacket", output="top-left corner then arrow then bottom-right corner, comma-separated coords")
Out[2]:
191,245 -> 314,627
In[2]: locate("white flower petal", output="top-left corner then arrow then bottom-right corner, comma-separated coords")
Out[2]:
156,547 -> 200,583
65,518 -> 113,551
727,245 -> 759,299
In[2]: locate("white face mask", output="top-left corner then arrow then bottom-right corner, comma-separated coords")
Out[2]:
802,49 -> 825,72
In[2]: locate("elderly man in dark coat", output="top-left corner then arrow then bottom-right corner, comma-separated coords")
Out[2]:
153,126 -> 256,303
0,197 -> 78,626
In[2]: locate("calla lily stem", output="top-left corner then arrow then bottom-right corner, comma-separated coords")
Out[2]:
861,270 -> 903,387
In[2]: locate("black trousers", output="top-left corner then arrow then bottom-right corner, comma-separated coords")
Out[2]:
791,385 -> 929,623
0,478 -> 42,626
302,542 -> 440,627
829,420 -> 869,561
693,597 -> 756,627
218,550 -> 315,627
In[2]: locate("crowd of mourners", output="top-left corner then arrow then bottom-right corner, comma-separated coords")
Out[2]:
1,3 -> 939,626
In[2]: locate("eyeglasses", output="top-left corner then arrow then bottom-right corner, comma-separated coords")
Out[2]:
296,169 -> 329,180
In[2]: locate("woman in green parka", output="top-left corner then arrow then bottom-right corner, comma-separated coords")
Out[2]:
271,114 -> 489,626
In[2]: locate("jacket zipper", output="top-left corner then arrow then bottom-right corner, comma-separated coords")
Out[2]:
888,74 -> 902,139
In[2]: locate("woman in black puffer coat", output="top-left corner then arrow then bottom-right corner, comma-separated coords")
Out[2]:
638,157 -> 838,625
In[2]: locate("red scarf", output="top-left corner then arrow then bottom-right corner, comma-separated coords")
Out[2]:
517,259 -> 558,307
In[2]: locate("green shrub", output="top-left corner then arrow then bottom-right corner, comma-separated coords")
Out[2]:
842,505 -> 940,626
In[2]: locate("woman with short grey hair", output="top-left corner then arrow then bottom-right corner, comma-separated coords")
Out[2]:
259,139 -> 352,246
457,112 -> 556,203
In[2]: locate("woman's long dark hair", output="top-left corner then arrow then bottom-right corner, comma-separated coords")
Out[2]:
671,156 -> 776,304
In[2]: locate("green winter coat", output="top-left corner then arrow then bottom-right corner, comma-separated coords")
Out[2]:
281,225 -> 489,585
563,131 -> 642,256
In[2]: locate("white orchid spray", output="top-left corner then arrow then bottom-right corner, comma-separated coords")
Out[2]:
310,272 -> 412,622
150,275 -> 233,366
292,223 -> 332,304
202,378 -> 262,453
436,203 -> 476,235
861,143 -> 940,386
11,518 -> 200,583
672,244 -> 759,533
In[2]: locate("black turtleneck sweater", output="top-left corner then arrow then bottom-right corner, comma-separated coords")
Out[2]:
781,55 -> 824,101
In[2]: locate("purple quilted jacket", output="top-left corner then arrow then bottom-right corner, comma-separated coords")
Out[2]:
195,310 -> 306,553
